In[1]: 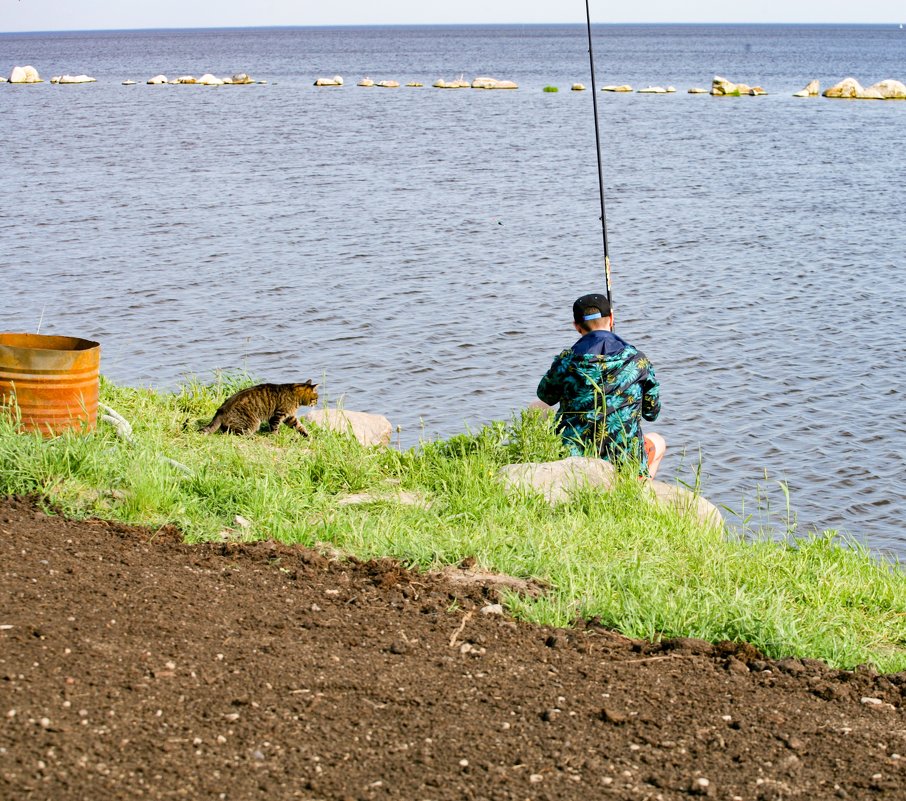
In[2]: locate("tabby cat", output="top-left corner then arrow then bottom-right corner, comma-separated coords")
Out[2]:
201,381 -> 319,436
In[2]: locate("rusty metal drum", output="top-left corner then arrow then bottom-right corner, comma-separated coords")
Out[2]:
0,333 -> 101,436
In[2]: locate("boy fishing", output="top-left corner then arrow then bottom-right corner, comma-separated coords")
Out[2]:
536,293 -> 665,478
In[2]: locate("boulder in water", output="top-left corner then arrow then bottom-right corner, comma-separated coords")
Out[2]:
314,75 -> 343,86
867,79 -> 906,99
823,77 -> 864,98
197,74 -> 224,86
638,85 -> 669,93
471,76 -> 518,89
357,77 -> 374,87
433,76 -> 470,88
688,87 -> 709,93
406,81 -> 423,87
376,79 -> 399,88
122,79 -> 137,85
51,74 -> 96,84
601,84 -> 632,92
9,65 -> 42,84
792,79 -> 820,97
147,74 -> 168,84
571,83 -> 586,91
226,73 -> 254,84
176,75 -> 197,84
711,75 -> 765,96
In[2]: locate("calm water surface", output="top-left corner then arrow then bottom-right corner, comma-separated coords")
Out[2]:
2,25 -> 905,554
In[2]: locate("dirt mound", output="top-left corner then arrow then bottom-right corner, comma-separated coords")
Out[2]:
1,495 -> 904,800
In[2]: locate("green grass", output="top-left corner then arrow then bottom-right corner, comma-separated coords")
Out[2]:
542,85 -> 559,93
2,375 -> 905,672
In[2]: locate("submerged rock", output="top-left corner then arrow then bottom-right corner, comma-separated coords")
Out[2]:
51,74 -> 97,84
601,84 -> 632,92
9,65 -> 42,84
792,79 -> 820,97
688,87 -> 709,93
147,74 -> 168,84
357,77 -> 374,87
711,75 -> 766,96
406,81 -> 423,87
471,76 -> 518,89
637,85 -> 673,93
122,79 -> 137,85
433,76 -> 470,88
314,75 -> 343,86
304,409 -> 392,447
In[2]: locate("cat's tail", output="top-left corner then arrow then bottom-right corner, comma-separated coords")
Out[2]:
200,415 -> 223,434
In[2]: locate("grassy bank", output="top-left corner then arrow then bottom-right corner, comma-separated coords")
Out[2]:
2,376 -> 905,672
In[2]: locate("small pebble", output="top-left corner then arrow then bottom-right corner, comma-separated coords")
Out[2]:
530,774 -> 544,783
459,758 -> 469,767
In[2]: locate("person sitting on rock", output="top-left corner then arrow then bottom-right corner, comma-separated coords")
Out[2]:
536,293 -> 665,478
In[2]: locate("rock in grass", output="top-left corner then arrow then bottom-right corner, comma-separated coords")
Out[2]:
497,456 -> 722,528
9,65 -> 42,83
304,409 -> 392,447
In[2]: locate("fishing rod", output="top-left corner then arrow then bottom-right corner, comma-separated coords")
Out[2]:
584,1 -> 612,309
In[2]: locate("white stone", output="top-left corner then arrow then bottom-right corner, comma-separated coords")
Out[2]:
571,83 -> 586,91
471,76 -> 518,89
688,87 -> 709,94
375,80 -> 400,88
601,84 -> 632,92
176,75 -> 197,84
313,75 -> 343,86
122,79 -> 137,85
147,74 -> 168,84
357,77 -> 374,87
9,65 -> 42,84
226,73 -> 253,84
711,75 -> 765,96
823,77 -> 864,98
638,86 -> 669,93
197,74 -> 224,86
434,76 -> 470,89
497,457 -> 616,504
866,79 -> 906,99
793,79 -> 820,97
642,480 -> 723,529
406,81 -> 423,87
304,409 -> 393,447
53,74 -> 96,84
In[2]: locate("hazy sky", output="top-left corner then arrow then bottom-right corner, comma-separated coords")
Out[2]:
2,0 -> 904,32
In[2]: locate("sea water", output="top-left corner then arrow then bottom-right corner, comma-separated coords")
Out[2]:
1,24 -> 905,554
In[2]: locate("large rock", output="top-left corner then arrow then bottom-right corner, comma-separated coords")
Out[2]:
498,457 -> 616,503
304,409 -> 392,447
357,77 -> 374,87
792,79 -> 820,97
433,76 -> 470,88
147,74 -> 168,84
471,76 -> 518,89
497,456 -> 722,528
51,74 -> 96,84
197,74 -> 224,86
9,65 -> 42,84
711,75 -> 765,96
314,75 -> 343,86
867,79 -> 906,99
376,79 -> 399,88
823,77 -> 864,98
225,73 -> 253,84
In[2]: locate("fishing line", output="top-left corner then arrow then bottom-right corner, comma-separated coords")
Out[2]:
584,1 -> 612,308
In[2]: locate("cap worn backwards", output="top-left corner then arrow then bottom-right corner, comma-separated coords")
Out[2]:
572,293 -> 612,323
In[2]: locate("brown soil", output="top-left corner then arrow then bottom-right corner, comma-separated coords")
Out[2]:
1,495 -> 905,801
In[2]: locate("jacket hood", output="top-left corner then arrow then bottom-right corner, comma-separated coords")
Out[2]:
571,329 -> 630,357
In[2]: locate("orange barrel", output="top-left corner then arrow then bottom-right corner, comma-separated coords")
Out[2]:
0,333 -> 101,436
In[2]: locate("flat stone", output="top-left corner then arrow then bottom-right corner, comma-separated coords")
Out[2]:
304,408 -> 392,447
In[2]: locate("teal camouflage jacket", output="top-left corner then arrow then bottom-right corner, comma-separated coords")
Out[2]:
536,329 -> 661,474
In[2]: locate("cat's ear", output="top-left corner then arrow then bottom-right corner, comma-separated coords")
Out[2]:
308,380 -> 318,389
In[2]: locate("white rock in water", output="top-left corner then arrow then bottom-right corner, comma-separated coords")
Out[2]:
54,74 -> 96,84
637,85 -> 670,93
314,75 -> 343,86
176,75 -> 197,84
434,76 -> 470,88
793,79 -> 820,97
147,74 -> 168,84
9,65 -> 42,83
226,73 -> 253,84
471,76 -> 518,89
357,77 -> 374,87
601,84 -> 632,92
571,83 -> 586,91
304,409 -> 393,447
688,87 -> 709,93
376,79 -> 399,88
406,81 -> 423,87
711,75 -> 764,96
866,79 -> 906,99
122,79 -> 137,85
823,77 -> 864,98
197,73 -> 224,86
666,86 -> 676,92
